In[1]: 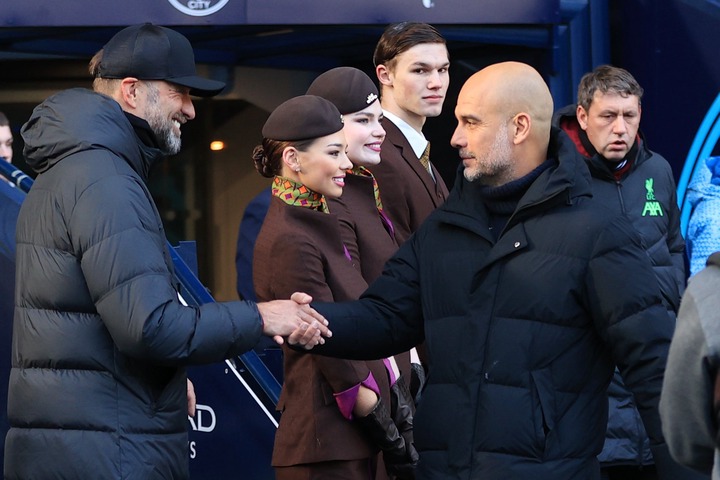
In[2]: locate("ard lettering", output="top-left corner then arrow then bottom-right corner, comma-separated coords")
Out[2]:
187,404 -> 217,432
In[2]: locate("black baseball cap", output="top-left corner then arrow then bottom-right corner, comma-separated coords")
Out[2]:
97,23 -> 225,97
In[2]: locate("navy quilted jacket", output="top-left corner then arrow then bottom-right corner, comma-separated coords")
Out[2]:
6,89 -> 263,479
312,129 -> 675,479
554,105 -> 686,469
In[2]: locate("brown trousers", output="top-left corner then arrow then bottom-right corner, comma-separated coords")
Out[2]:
275,456 -> 389,480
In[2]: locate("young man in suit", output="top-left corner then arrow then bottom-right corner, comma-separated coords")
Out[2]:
371,22 -> 451,244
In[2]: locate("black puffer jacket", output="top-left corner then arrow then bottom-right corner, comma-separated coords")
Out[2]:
6,89 -> 264,479
554,105 -> 686,469
312,130 -> 675,479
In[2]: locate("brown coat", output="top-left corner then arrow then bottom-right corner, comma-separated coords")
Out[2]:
328,172 -> 413,383
328,173 -> 399,284
254,197 -> 392,466
370,118 -> 449,244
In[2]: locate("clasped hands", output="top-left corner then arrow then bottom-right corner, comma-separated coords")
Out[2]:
256,292 -> 331,349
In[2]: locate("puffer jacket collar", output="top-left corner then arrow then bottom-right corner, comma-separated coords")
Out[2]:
21,88 -> 164,182
437,127 -> 593,239
553,103 -> 653,182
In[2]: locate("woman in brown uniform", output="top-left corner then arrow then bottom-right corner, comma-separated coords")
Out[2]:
252,95 -> 417,479
306,65 -> 420,474
306,67 -> 398,283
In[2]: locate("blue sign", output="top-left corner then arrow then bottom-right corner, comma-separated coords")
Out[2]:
187,360 -> 277,480
2,0 -> 559,26
247,0 -> 559,24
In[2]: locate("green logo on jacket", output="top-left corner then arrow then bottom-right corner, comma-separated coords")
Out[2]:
642,177 -> 664,217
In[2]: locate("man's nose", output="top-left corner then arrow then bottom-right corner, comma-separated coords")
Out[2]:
182,96 -> 196,121
612,116 -> 628,134
428,70 -> 443,89
450,126 -> 464,148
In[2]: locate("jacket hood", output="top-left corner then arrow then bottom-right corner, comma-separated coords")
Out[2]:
553,104 -> 594,157
21,88 -> 163,179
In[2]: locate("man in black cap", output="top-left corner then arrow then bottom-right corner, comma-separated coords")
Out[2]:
5,24 -> 330,480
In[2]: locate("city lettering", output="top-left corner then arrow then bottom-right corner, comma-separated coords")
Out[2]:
188,0 -> 211,9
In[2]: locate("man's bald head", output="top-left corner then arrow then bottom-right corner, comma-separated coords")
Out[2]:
451,62 -> 555,186
462,62 -> 553,141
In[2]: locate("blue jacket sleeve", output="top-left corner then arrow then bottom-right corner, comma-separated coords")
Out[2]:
584,217 -> 674,445
72,173 -> 263,365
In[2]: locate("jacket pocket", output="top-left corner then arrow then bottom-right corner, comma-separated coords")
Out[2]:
530,368 -> 556,456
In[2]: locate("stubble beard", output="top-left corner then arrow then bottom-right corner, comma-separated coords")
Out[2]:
144,84 -> 182,156
464,126 -> 513,186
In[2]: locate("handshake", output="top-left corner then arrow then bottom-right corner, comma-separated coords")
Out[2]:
256,292 -> 332,349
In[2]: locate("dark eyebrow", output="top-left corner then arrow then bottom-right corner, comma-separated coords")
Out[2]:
411,61 -> 450,69
599,109 -> 634,116
351,111 -> 378,119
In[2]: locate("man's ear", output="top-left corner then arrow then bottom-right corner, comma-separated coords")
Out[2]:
576,105 -> 589,130
119,78 -> 140,109
512,112 -> 531,145
376,64 -> 393,87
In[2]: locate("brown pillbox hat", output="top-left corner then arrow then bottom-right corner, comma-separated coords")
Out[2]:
262,95 -> 344,141
306,67 -> 379,115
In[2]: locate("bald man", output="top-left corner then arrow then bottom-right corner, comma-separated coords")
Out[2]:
306,62 -> 679,480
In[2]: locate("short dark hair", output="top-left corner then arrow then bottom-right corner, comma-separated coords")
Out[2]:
577,65 -> 644,111
0,111 -> 8,127
373,22 -> 446,71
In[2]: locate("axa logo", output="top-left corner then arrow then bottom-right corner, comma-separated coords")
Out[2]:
642,177 -> 664,217
168,0 -> 229,16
